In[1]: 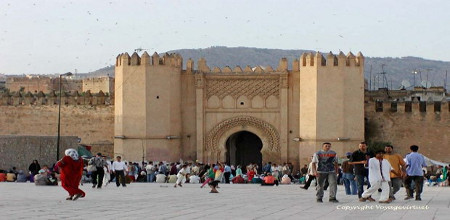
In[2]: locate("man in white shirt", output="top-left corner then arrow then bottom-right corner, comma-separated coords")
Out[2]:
112,156 -> 128,187
145,162 -> 156,183
174,164 -> 187,187
360,150 -> 399,203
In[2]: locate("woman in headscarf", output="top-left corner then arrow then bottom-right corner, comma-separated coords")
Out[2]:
57,149 -> 85,201
28,160 -> 41,182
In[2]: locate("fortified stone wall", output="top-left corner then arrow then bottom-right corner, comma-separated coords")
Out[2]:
5,76 -> 53,93
0,93 -> 115,169
0,136 -> 79,172
365,101 -> 450,162
82,77 -> 114,95
6,76 -> 84,93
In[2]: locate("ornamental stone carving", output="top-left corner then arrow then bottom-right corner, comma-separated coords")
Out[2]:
205,116 -> 280,153
206,78 -> 280,99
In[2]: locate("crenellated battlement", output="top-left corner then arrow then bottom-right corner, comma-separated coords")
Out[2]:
115,52 -> 183,68
0,90 -> 113,106
365,100 -> 450,114
116,51 -> 363,75
299,51 -> 364,67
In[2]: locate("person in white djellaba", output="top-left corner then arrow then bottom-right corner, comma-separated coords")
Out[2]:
174,164 -> 187,188
360,150 -> 399,203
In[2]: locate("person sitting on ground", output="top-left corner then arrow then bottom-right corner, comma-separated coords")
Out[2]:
251,174 -> 263,184
232,174 -> 245,184
136,171 -> 147,182
39,165 -> 58,185
155,173 -> 167,183
232,166 -> 244,184
168,174 -> 177,183
34,170 -> 51,185
247,167 -> 256,183
6,170 -> 17,182
16,170 -> 27,182
281,174 -> 291,184
81,171 -> 91,185
0,170 -> 6,182
189,174 -> 200,184
261,172 -> 279,186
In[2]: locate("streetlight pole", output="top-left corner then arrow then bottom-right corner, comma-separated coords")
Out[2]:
56,72 -> 72,162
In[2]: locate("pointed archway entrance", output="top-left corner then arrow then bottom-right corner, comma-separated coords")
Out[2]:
225,131 -> 263,169
204,115 -> 280,164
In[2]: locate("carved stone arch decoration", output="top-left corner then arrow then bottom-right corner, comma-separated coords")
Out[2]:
205,116 -> 280,155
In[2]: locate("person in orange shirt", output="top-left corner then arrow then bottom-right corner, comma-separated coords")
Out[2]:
383,145 -> 406,200
261,172 -> 279,186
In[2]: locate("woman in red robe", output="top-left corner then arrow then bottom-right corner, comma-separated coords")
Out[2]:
57,149 -> 85,200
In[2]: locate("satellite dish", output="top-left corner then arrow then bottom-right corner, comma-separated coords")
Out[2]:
420,80 -> 432,89
401,80 -> 411,89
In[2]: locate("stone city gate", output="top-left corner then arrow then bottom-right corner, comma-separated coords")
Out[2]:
204,116 -> 281,165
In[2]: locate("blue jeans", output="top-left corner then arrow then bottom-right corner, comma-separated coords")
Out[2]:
147,173 -> 155,182
355,174 -> 369,198
342,173 -> 357,195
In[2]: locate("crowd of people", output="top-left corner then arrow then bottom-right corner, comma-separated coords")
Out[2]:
302,141 -> 450,204
1,142 -> 449,202
0,160 -> 58,185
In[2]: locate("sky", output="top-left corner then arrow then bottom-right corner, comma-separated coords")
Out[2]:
1,0 -> 449,75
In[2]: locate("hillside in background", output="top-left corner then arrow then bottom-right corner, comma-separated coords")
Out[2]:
85,47 -> 450,90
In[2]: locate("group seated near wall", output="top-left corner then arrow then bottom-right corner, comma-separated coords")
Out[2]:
261,173 -> 279,186
34,169 -> 58,186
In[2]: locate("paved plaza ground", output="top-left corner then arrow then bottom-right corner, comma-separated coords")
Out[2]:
1,182 -> 449,220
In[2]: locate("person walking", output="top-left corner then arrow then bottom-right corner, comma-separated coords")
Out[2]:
209,162 -> 223,193
112,156 -> 128,187
200,164 -> 214,188
223,163 -> 231,184
383,145 -> 406,200
342,152 -> 357,195
57,149 -> 85,201
301,156 -> 316,190
174,164 -> 187,188
360,150 -> 397,203
102,156 -> 112,186
89,153 -> 108,188
404,145 -> 427,201
312,143 -> 339,203
349,142 -> 374,199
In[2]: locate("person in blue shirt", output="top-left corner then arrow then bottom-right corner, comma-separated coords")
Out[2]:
223,163 -> 232,184
404,145 -> 427,201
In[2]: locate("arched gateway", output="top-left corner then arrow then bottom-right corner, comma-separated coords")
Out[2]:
226,131 -> 263,170
204,116 -> 280,164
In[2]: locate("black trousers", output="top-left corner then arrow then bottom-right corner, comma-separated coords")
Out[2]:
261,180 -> 279,186
224,172 -> 231,183
303,175 -> 316,189
115,170 -> 126,186
92,167 -> 105,187
405,175 -> 424,198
